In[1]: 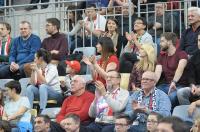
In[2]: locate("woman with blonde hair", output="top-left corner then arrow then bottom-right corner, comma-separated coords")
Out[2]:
128,43 -> 156,91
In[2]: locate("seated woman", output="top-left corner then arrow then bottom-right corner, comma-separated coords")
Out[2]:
2,80 -> 32,131
128,44 -> 156,92
102,17 -> 127,58
83,37 -> 119,85
119,17 -> 155,73
26,48 -> 63,112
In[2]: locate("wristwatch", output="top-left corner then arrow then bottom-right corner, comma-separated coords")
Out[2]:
171,80 -> 177,85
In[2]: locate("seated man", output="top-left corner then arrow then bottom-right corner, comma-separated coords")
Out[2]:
56,75 -> 94,123
60,113 -> 93,132
155,32 -> 188,108
0,22 -> 14,63
115,2 -> 137,35
34,115 -> 65,132
42,18 -> 68,63
156,116 -> 190,132
79,4 -> 106,47
114,114 -> 131,132
174,34 -> 200,121
148,2 -> 177,46
87,70 -> 129,132
180,7 -> 200,56
26,49 -> 63,112
146,112 -> 163,132
25,18 -> 68,77
177,32 -> 200,105
2,80 -> 32,131
125,71 -> 171,132
0,21 -> 41,79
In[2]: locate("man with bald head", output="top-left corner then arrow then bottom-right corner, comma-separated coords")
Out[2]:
125,71 -> 171,132
56,75 -> 94,124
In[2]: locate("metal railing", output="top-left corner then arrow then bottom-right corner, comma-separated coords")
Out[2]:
0,0 -> 199,48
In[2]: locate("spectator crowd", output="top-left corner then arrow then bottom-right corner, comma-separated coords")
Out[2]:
0,0 -> 200,132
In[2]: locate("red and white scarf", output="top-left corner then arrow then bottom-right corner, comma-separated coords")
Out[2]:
0,36 -> 11,55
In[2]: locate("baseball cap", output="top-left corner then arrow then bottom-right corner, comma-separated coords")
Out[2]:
65,60 -> 81,73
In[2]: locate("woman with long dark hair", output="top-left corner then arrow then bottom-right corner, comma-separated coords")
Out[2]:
83,37 -> 119,84
103,17 -> 127,58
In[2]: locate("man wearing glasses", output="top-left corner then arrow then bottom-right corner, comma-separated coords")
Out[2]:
87,70 -> 129,132
114,114 -> 131,132
125,71 -> 171,132
42,18 -> 68,63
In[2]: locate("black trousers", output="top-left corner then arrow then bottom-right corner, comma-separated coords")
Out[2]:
119,52 -> 138,73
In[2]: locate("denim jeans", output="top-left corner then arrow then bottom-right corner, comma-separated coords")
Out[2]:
0,64 -> 25,79
157,83 -> 181,108
177,87 -> 191,105
26,84 -> 63,109
172,105 -> 200,123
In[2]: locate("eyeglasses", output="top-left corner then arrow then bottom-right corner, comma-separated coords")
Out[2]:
134,22 -> 143,25
3,88 -> 10,92
70,79 -> 79,84
147,120 -> 158,124
107,76 -> 120,79
115,123 -> 128,127
141,78 -> 155,82
45,24 -> 53,27
34,120 -> 43,124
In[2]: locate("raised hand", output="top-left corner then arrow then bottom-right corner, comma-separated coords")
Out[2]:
82,56 -> 92,66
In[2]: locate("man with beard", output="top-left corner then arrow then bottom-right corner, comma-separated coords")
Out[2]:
24,18 -> 68,77
155,32 -> 188,108
42,18 -> 68,63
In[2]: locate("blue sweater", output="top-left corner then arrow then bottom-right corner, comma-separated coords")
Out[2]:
9,34 -> 41,65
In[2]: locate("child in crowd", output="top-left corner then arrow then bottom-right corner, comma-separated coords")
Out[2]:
60,60 -> 81,96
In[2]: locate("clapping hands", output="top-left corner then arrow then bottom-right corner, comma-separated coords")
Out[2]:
82,55 -> 97,66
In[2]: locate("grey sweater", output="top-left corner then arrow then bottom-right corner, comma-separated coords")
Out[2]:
148,12 -> 177,37
89,88 -> 129,123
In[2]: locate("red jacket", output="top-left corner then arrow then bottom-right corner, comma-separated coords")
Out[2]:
56,91 -> 94,123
